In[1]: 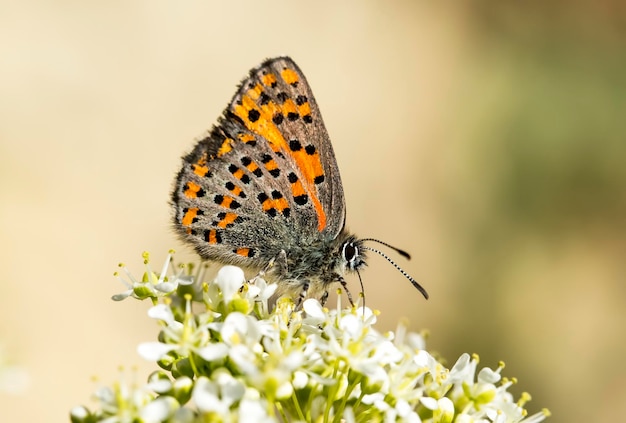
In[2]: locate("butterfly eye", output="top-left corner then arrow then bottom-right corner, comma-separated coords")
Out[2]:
342,242 -> 358,264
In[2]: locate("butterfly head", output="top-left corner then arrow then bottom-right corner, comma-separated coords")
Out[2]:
320,232 -> 429,301
285,230 -> 368,283
339,235 -> 367,273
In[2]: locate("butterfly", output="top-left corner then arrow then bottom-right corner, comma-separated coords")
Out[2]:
171,56 -> 428,305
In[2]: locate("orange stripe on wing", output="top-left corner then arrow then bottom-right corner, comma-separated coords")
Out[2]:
184,181 -> 204,198
193,163 -> 210,177
232,93 -> 327,231
238,133 -> 256,144
261,73 -> 277,87
282,99 -> 299,120
216,138 -> 234,157
217,212 -> 239,228
181,208 -> 200,226
233,95 -> 285,151
298,101 -> 311,117
274,196 -> 289,212
206,229 -> 221,244
281,68 -> 299,86
235,247 -> 255,257
193,153 -> 210,176
288,148 -> 326,230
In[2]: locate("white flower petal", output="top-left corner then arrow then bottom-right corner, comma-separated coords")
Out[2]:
137,342 -> 177,361
228,344 -> 259,375
221,313 -> 261,345
93,386 -> 115,403
282,351 -> 304,370
193,377 -> 225,414
262,283 -> 278,297
215,266 -> 245,301
292,371 -> 308,389
478,367 -> 501,384
361,392 -> 385,405
147,305 -> 184,332
176,275 -> 195,286
437,397 -> 455,422
454,414 -> 474,423
196,343 -> 229,361
356,306 -> 375,322
275,380 -> 293,399
154,281 -> 178,293
69,406 -> 89,419
450,352 -> 470,372
342,406 -> 356,423
215,371 -> 246,406
407,332 -> 426,351
339,314 -> 362,337
373,398 -> 391,412
303,298 -> 325,319
147,304 -> 175,324
420,396 -> 438,410
111,290 -> 134,301
449,352 -> 473,383
140,396 -> 178,422
371,340 -> 402,365
239,398 -> 272,423
146,378 -> 172,394
250,278 -> 277,301
246,284 -> 261,298
173,376 -> 194,393
414,350 -> 435,367
395,399 -> 412,417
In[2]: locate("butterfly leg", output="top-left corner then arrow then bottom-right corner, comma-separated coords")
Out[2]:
250,250 -> 289,284
320,290 -> 329,306
249,259 -> 273,284
296,281 -> 309,308
338,275 -> 355,307
266,249 -> 289,279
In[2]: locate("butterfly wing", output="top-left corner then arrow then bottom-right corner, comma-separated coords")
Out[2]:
172,57 -> 346,267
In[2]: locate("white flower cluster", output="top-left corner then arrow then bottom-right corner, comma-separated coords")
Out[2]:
71,252 -> 550,423
0,343 -> 29,395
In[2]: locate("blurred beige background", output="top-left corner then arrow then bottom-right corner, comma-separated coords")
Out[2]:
1,1 -> 624,422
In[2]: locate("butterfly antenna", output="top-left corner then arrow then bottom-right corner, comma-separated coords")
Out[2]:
361,244 -> 429,300
361,238 -> 411,260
